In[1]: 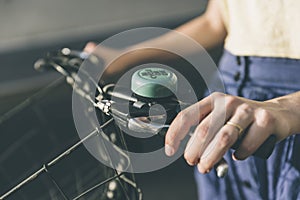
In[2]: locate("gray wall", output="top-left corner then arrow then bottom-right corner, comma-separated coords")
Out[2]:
0,0 -> 205,53
0,0 -> 208,97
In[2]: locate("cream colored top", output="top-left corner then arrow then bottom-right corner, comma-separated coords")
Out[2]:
220,0 -> 300,59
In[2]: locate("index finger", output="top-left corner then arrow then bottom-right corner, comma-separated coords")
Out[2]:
165,94 -> 214,156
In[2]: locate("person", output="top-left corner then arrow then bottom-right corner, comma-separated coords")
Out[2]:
85,0 -> 300,199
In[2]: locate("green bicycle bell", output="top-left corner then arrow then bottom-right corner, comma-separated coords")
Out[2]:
131,67 -> 178,98
130,67 -> 179,124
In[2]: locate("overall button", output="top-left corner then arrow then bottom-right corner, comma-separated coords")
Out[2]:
234,71 -> 241,81
236,56 -> 241,65
242,180 -> 252,189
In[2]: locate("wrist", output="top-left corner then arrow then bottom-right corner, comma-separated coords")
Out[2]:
267,92 -> 300,135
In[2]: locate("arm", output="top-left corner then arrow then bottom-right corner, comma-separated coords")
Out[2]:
85,0 -> 227,76
165,91 -> 300,173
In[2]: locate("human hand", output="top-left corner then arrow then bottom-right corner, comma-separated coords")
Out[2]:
165,92 -> 294,174
84,42 -> 127,83
84,42 -> 120,64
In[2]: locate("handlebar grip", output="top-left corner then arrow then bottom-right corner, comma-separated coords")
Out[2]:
253,135 -> 277,159
232,135 -> 277,159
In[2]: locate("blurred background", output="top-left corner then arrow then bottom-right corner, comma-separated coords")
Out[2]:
0,0 -> 223,199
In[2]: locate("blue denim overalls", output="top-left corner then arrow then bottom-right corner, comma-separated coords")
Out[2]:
195,50 -> 300,200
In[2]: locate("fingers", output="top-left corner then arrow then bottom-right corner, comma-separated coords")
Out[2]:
187,103 -> 254,171
165,94 -> 214,156
184,106 -> 228,165
233,109 -> 274,160
165,92 -> 231,157
84,42 -> 97,53
165,90 -> 280,174
225,103 -> 254,138
197,125 -> 237,173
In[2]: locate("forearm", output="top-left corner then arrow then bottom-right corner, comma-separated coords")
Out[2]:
105,0 -> 226,75
126,15 -> 226,60
130,15 -> 226,55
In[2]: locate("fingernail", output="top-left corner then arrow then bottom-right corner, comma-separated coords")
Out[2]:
232,153 -> 238,161
165,145 -> 175,156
